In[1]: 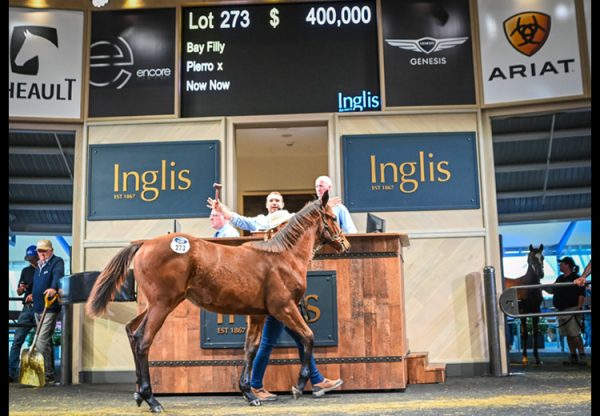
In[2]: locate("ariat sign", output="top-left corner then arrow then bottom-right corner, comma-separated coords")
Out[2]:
477,0 -> 583,104
342,133 -> 480,212
88,141 -> 219,220
9,8 -> 83,119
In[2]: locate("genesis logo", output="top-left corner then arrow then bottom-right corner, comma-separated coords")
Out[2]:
503,12 -> 551,57
90,36 -> 134,89
10,26 -> 59,75
385,37 -> 468,54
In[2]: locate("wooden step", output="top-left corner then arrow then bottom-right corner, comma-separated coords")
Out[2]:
406,351 -> 446,384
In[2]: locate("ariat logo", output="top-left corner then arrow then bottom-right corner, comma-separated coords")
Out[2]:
503,12 -> 551,57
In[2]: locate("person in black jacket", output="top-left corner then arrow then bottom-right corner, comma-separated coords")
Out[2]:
551,257 -> 586,365
32,239 -> 64,383
8,245 -> 38,382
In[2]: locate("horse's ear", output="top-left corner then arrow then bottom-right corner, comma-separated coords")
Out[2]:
529,244 -> 533,251
321,190 -> 329,206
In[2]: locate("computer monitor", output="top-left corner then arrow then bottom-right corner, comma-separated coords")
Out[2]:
366,213 -> 385,233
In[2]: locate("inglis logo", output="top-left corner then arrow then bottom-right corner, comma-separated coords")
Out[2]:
113,160 -> 192,202
337,90 -> 380,112
10,26 -> 59,75
503,12 -> 551,57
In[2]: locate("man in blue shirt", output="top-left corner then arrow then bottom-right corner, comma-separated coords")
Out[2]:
209,209 -> 240,237
214,191 -> 294,232
8,245 -> 38,382
315,175 -> 357,233
32,239 -> 64,384
207,192 -> 342,401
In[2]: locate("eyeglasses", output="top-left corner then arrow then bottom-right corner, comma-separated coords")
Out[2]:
37,249 -> 50,253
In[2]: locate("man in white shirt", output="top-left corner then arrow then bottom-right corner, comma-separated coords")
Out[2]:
315,175 -> 357,233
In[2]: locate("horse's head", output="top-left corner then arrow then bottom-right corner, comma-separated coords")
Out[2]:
528,244 -> 545,281
316,191 -> 350,253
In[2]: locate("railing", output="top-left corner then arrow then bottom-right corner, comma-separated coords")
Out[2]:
499,281 -> 592,318
8,297 -> 36,329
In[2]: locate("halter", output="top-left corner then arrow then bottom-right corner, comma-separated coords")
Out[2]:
529,250 -> 544,279
313,210 -> 347,255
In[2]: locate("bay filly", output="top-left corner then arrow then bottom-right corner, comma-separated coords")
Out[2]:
504,244 -> 545,366
86,192 -> 349,412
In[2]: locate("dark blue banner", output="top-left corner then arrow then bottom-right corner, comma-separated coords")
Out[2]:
88,141 -> 219,220
342,132 -> 480,212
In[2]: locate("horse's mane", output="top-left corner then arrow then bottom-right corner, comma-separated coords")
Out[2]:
250,199 -> 321,254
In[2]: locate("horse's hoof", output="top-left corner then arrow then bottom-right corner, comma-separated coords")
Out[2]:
292,385 -> 302,399
150,404 -> 164,413
133,392 -> 143,407
248,399 -> 262,406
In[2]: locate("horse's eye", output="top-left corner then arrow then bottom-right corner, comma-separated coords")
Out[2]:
332,215 -> 337,222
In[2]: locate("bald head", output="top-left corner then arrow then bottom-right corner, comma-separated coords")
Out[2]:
315,176 -> 333,198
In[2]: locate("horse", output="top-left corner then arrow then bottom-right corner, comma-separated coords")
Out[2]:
504,244 -> 545,366
14,29 -> 59,71
85,191 -> 350,412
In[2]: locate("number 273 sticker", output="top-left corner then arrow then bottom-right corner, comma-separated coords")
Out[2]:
170,236 -> 191,253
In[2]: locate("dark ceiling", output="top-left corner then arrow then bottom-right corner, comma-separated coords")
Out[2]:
9,129 -> 75,235
492,107 -> 591,224
7,107 -> 591,236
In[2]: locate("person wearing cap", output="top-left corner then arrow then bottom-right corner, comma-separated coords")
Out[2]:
314,175 -> 357,233
31,239 -> 65,383
207,192 -> 343,401
550,257 -> 586,365
8,245 -> 38,382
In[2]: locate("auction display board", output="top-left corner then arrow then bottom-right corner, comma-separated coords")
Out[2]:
181,1 -> 380,117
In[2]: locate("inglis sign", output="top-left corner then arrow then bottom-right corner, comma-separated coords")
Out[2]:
342,132 -> 480,212
88,141 -> 219,220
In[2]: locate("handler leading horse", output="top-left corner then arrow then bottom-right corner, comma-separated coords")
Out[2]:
86,191 -> 349,412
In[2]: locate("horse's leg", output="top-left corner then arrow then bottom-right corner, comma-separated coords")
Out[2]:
125,310 -> 147,406
133,303 -> 180,413
520,317 -> 529,366
272,304 -> 314,399
240,315 -> 266,406
532,316 -> 542,365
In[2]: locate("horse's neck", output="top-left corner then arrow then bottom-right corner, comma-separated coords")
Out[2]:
295,222 -> 319,261
275,219 -> 319,262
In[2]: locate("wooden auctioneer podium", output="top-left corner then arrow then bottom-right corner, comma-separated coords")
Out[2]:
142,233 -> 410,394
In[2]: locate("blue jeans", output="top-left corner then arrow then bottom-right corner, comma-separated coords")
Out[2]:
250,316 -> 323,389
8,306 -> 36,380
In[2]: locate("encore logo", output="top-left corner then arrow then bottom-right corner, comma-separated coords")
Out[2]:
10,26 -> 59,75
89,36 -> 134,89
503,11 -> 551,57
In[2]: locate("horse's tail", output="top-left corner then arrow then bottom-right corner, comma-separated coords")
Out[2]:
86,242 -> 143,317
